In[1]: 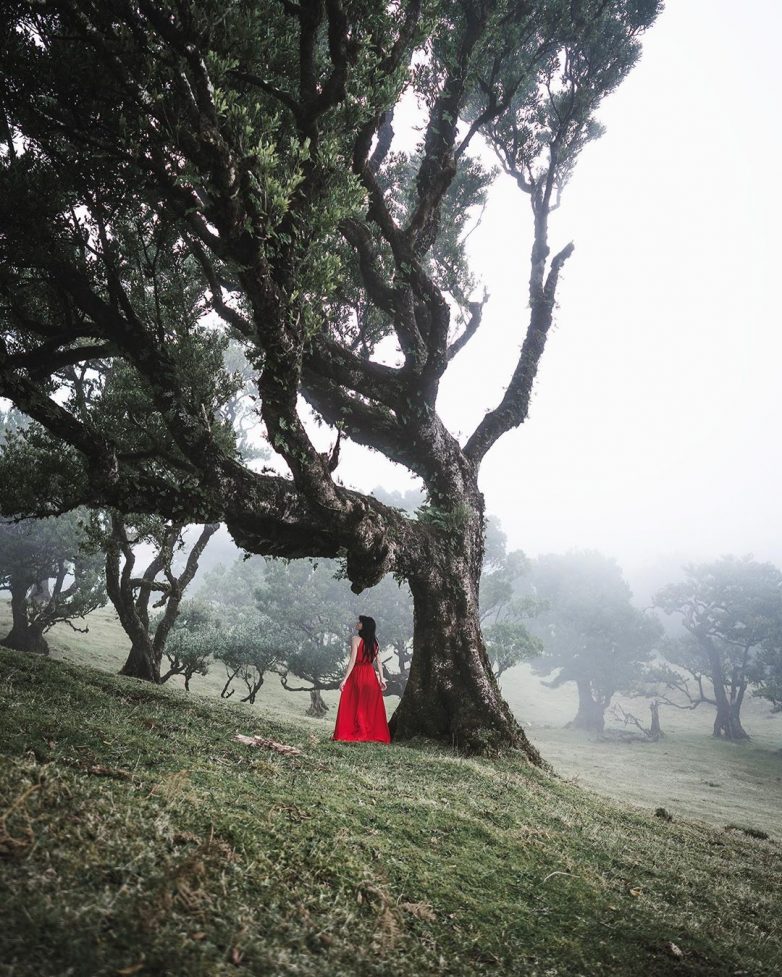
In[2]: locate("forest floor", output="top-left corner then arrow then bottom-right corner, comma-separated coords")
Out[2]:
2,647 -> 781,977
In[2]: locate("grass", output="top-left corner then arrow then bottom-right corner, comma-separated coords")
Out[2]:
2,596 -> 781,838
502,672 -> 782,838
1,648 -> 781,977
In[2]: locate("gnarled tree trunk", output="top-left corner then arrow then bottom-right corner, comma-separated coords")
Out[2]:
106,518 -> 218,684
569,679 -> 606,733
713,701 -> 749,740
2,573 -> 49,655
306,688 -> 328,717
704,638 -> 750,741
120,636 -> 160,683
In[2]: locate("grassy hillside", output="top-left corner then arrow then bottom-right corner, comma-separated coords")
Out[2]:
2,597 -> 781,839
1,648 -> 781,977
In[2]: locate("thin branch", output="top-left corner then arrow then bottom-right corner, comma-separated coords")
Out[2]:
447,293 -> 488,361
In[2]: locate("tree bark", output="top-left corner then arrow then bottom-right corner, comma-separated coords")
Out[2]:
713,701 -> 749,741
120,637 -> 160,683
389,522 -> 542,762
702,636 -> 751,741
2,573 -> 50,655
306,688 -> 329,717
569,679 -> 606,733
649,700 -> 663,740
2,620 -> 50,654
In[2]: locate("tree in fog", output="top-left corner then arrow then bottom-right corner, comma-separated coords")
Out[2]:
186,561 -> 281,701
0,513 -> 105,654
530,550 -> 662,732
203,554 -> 353,714
480,525 -> 543,679
158,599 -> 221,690
0,0 -> 661,755
752,640 -> 782,713
260,559 -> 357,716
654,556 -> 782,740
199,556 -> 268,613
96,513 -> 219,683
219,617 -> 280,705
365,573 -> 414,698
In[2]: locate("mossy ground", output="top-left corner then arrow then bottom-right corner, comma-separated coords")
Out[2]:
1,648 -> 780,977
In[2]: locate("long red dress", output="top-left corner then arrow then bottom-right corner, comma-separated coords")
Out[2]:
332,640 -> 391,743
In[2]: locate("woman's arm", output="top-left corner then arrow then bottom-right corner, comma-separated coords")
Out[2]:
375,654 -> 387,691
339,636 -> 360,691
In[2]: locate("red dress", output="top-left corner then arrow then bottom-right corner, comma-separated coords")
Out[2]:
332,640 -> 391,743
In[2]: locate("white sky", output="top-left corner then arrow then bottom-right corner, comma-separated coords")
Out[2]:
333,0 -> 782,586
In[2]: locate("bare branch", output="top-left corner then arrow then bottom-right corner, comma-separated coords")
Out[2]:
447,293 -> 489,362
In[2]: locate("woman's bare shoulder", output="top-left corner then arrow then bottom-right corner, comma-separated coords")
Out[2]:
351,634 -> 361,648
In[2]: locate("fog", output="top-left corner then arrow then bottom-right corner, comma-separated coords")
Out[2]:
322,0 -> 782,594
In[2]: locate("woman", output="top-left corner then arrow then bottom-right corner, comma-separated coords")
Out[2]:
332,615 -> 391,743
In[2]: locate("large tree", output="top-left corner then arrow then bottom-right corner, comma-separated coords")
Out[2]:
654,556 -> 782,741
98,512 -> 219,682
0,0 -> 661,755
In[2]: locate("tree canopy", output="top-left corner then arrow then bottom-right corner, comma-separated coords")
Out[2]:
0,511 -> 106,654
529,550 -> 662,731
654,556 -> 782,740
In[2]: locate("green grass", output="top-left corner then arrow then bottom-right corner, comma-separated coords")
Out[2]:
501,671 -> 782,838
3,596 -> 782,840
1,648 -> 781,977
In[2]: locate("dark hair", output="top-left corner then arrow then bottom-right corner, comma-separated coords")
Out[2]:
358,615 -> 379,662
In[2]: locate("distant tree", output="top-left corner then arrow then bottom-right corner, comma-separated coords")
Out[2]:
654,556 -> 782,740
357,571 -> 413,698
642,633 -> 720,717
0,512 -> 105,654
158,599 -> 222,690
279,644 -> 347,717
752,640 -> 782,713
199,555 -> 268,612
261,559 -> 354,716
95,513 -> 219,683
480,539 -> 545,679
485,619 -> 544,680
218,617 -> 280,705
530,550 -> 663,732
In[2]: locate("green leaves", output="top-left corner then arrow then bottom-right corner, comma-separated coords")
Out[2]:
415,500 -> 471,536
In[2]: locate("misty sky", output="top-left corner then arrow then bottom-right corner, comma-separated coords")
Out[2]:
329,0 -> 782,582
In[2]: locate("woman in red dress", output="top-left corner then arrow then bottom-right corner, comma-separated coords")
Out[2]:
332,615 -> 391,743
